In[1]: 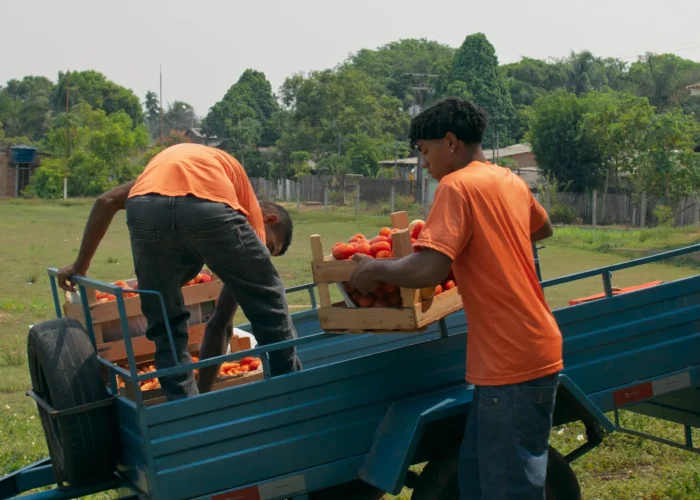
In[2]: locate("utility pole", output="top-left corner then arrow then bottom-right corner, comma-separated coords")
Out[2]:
159,65 -> 163,139
405,73 -> 438,204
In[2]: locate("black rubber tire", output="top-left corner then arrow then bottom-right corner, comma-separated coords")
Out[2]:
410,446 -> 581,500
27,318 -> 119,490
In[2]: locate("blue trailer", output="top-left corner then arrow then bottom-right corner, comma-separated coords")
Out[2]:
2,244 -> 700,499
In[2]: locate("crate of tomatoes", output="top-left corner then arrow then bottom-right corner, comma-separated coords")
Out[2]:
115,335 -> 264,406
63,269 -> 223,346
310,211 -> 463,333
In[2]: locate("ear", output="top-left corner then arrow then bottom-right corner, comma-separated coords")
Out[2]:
263,214 -> 278,224
445,132 -> 459,153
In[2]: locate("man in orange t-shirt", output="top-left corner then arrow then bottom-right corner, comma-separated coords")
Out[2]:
57,143 -> 302,400
350,98 -> 562,499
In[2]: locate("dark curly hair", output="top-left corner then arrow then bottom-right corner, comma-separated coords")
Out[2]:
409,97 -> 489,149
260,202 -> 293,255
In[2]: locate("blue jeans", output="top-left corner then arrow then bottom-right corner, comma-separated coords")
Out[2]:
458,372 -> 559,500
125,195 -> 301,400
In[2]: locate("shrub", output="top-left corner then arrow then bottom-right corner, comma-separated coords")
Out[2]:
549,204 -> 578,224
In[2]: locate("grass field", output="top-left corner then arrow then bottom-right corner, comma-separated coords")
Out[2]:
2,198 -> 700,499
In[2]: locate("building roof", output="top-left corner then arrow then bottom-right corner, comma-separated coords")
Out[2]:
379,143 -> 532,166
186,128 -> 219,140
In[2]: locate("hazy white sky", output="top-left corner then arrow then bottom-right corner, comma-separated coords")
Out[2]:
3,0 -> 699,116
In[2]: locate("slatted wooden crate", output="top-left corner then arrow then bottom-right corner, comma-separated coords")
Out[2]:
310,211 -> 464,333
116,335 -> 264,407
62,269 -> 223,346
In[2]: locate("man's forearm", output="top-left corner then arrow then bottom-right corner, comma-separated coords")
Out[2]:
369,252 -> 448,289
74,181 -> 135,269
197,287 -> 239,393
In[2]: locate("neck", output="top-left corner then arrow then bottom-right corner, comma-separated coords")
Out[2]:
453,144 -> 487,171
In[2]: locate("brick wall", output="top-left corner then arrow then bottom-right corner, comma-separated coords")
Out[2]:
512,152 -> 538,170
0,150 -> 12,197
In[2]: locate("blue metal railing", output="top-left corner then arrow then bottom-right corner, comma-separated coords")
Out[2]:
47,242 -> 700,404
48,269 -> 324,404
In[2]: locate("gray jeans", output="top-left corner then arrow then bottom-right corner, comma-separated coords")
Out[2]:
125,194 -> 300,400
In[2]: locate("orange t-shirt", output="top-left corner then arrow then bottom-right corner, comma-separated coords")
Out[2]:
415,161 -> 563,386
128,143 -> 265,242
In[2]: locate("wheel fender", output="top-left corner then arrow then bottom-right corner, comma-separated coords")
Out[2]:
359,384 -> 472,496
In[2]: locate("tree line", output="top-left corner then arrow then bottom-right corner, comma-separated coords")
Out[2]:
1,33 -> 699,200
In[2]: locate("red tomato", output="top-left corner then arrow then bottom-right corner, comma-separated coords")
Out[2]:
411,221 -> 425,240
357,295 -> 375,308
379,227 -> 392,237
333,242 -> 344,249
435,285 -> 443,295
240,357 -> 254,366
107,294 -> 116,301
373,287 -> 386,298
370,241 -> 392,257
200,273 -> 213,283
369,235 -> 390,245
348,233 -> 366,243
355,242 -> 372,256
373,298 -> 390,308
375,250 -> 393,259
443,280 -> 456,291
333,244 -> 354,260
387,293 -> 402,307
351,291 -> 362,305
383,283 -> 399,294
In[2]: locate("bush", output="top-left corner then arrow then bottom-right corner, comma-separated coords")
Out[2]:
395,194 -> 415,212
653,205 -> 674,226
549,204 -> 578,224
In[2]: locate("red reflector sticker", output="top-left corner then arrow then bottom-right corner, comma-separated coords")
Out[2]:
613,382 -> 653,407
212,486 -> 260,500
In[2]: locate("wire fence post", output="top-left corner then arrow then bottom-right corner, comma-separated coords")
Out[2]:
324,187 -> 328,212
391,184 -> 395,213
355,183 -> 360,216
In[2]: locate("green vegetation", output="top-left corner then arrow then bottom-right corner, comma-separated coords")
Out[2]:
3,35 -> 699,201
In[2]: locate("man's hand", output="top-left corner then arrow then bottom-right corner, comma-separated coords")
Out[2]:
57,262 -> 89,293
350,254 -> 381,294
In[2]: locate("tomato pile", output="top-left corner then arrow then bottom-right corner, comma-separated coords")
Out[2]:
94,272 -> 213,303
331,219 -> 458,308
116,356 -> 262,391
331,219 -> 426,261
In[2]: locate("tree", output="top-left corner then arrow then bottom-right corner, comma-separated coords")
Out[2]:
527,90 -> 605,191
51,70 -> 144,127
448,33 -> 514,148
205,69 -> 279,150
346,38 -> 455,107
628,53 -> 700,113
143,91 -> 160,137
277,67 -> 408,173
30,103 -> 148,198
164,100 -> 199,131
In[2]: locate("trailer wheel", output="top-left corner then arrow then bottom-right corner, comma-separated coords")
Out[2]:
410,446 -> 581,500
27,318 -> 119,490
308,479 -> 385,500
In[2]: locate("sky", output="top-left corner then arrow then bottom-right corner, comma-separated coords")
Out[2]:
3,0 -> 700,117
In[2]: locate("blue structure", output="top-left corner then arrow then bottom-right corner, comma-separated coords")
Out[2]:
10,145 -> 38,165
2,244 -> 700,499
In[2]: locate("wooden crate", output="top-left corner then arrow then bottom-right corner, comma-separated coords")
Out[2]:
117,335 -> 263,407
62,269 -> 224,346
310,211 -> 464,333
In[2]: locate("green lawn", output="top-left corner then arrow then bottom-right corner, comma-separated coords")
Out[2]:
2,198 -> 700,499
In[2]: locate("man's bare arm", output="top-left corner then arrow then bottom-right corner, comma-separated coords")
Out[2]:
57,181 -> 136,291
197,286 -> 239,394
350,249 -> 453,295
531,218 -> 553,242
